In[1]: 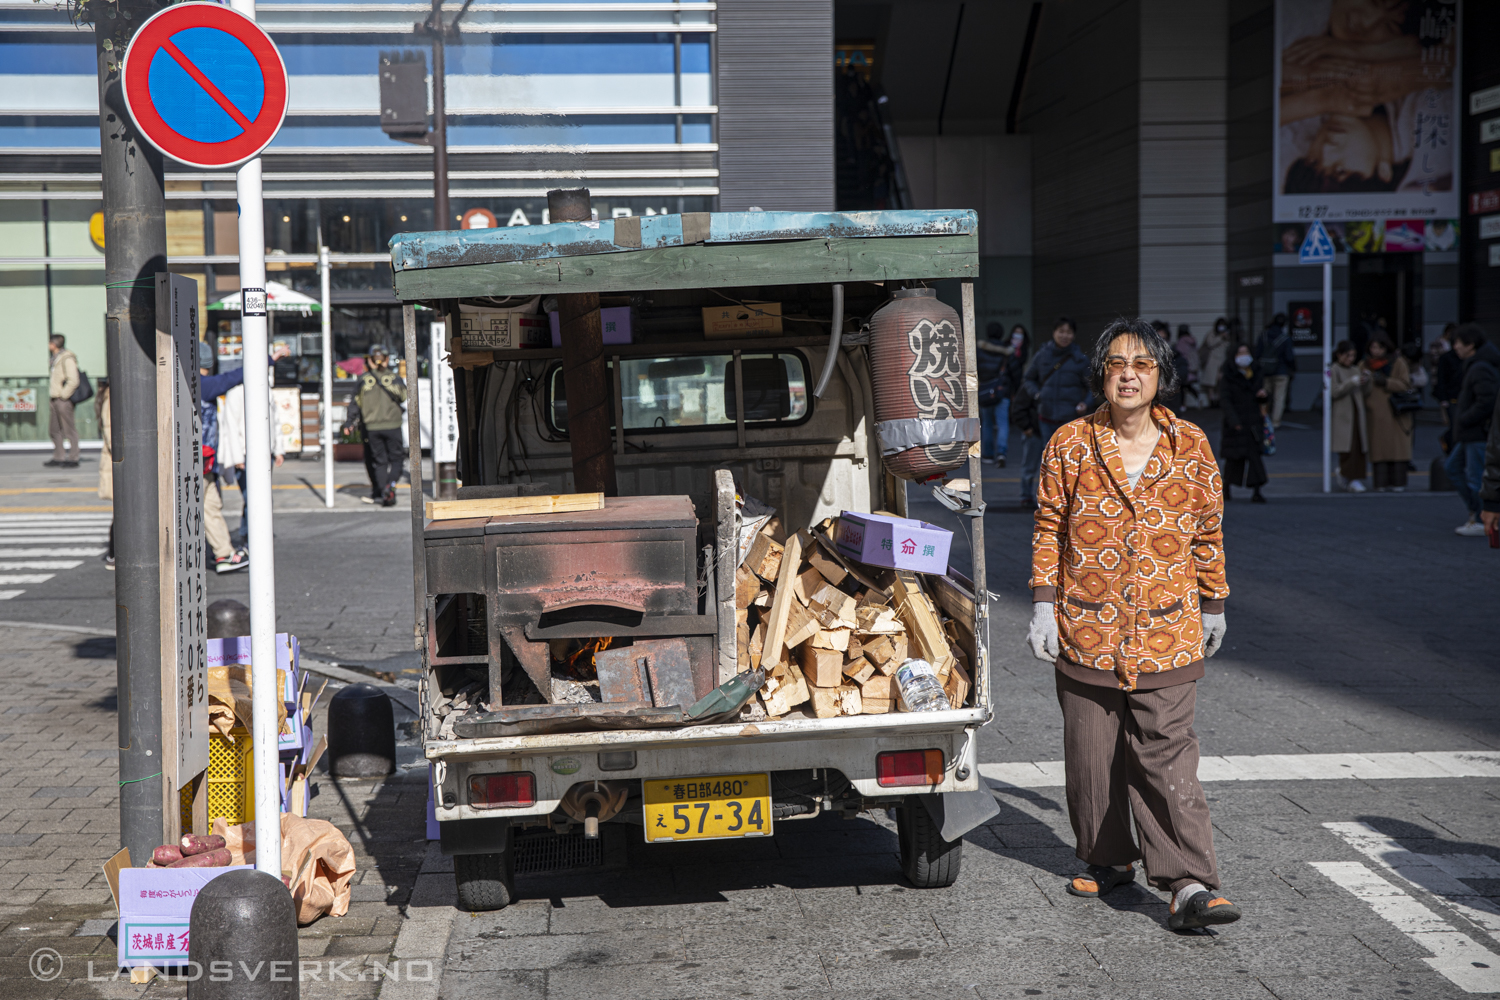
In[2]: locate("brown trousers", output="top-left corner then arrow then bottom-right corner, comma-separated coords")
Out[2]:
1055,670 -> 1219,891
49,398 -> 78,461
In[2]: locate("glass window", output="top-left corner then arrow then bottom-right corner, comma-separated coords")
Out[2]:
549,352 -> 809,435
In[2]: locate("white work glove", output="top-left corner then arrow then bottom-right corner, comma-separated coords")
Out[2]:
1202,613 -> 1227,658
1027,602 -> 1059,663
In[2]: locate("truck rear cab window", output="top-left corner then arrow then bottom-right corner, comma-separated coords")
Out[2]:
548,353 -> 809,434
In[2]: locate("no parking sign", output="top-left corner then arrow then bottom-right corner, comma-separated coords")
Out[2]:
122,3 -> 288,169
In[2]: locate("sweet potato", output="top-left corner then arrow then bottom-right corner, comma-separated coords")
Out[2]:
152,845 -> 184,866
168,847 -> 232,868
179,833 -> 226,856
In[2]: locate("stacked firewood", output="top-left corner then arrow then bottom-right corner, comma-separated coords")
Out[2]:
734,517 -> 971,720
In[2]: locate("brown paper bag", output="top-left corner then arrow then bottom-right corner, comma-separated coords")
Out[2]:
212,814 -> 356,925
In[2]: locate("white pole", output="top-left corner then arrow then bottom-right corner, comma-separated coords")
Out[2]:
430,319 -> 439,501
231,0 -> 281,879
320,245 -> 334,509
1322,260 -> 1333,494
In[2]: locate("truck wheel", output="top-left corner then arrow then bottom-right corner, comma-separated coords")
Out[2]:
454,851 -> 514,911
896,795 -> 963,888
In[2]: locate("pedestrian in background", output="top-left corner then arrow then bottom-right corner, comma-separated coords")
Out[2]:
1431,323 -> 1463,444
351,344 -> 408,507
1199,318 -> 1232,406
1220,344 -> 1268,504
1151,320 -> 1189,414
219,345 -> 290,547
199,340 -> 249,574
1361,336 -> 1413,492
1176,325 -> 1205,409
1256,314 -> 1296,428
1018,317 -> 1091,507
1026,318 -> 1239,932
977,323 -> 1025,468
1479,393 -> 1500,541
1446,325 -> 1499,536
1329,341 -> 1369,493
45,334 -> 81,468
96,378 -> 113,569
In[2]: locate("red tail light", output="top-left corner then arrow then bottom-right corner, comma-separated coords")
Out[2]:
876,749 -> 944,788
468,772 -> 535,809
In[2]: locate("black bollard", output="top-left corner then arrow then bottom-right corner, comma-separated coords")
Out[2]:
326,683 -> 395,777
207,599 -> 251,640
187,868 -> 298,1000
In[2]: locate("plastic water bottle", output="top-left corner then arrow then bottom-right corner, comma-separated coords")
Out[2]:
894,658 -> 951,712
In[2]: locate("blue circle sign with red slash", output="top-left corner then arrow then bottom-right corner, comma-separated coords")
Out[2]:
122,3 -> 288,169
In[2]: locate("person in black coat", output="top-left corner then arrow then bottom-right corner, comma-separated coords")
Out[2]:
1219,342 -> 1269,503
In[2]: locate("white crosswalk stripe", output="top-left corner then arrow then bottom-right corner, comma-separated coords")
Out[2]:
0,514 -> 110,600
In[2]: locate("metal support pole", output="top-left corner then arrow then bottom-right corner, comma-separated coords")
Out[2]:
230,0 -> 281,879
1322,260 -> 1332,495
321,245 -> 334,509
960,279 -> 988,707
96,0 -> 167,862
431,0 -> 450,232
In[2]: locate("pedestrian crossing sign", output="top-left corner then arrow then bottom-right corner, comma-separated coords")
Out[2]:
1298,220 -> 1335,264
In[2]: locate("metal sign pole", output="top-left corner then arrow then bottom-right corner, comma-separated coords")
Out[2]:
1322,260 -> 1332,494
321,245 -> 334,509
231,0 -> 281,879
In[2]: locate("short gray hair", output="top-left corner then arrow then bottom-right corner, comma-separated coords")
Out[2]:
1088,318 -> 1180,402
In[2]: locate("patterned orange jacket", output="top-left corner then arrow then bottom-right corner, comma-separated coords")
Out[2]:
1030,405 -> 1228,690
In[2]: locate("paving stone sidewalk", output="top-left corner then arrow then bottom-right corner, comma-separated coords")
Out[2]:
0,624 -> 433,1000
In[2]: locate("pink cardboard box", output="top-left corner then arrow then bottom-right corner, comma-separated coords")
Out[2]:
117,865 -> 252,968
549,306 -> 633,347
834,511 -> 953,574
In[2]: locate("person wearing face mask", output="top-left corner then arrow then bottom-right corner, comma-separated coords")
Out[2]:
1219,344 -> 1269,503
1027,318 -> 1237,932
1018,317 -> 1091,507
1198,318 -> 1232,407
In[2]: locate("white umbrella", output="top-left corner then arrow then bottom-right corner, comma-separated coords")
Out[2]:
209,280 -> 322,314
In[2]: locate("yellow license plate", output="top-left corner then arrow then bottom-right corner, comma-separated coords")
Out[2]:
642,772 -> 773,842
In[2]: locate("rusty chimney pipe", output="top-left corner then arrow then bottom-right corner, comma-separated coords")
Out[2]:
548,187 -> 617,497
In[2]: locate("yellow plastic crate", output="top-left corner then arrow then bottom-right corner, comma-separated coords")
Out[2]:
203,728 -> 256,826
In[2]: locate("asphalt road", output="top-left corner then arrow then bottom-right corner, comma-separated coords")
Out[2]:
1,411 -> 1497,999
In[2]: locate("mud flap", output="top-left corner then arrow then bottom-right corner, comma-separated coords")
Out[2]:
919,788 -> 1001,842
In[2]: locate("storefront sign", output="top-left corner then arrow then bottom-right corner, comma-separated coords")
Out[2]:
1473,84 -> 1500,117
1472,189 -> 1500,215
1273,0 -> 1459,223
1483,117 -> 1500,144
0,387 -> 38,412
1480,215 -> 1500,241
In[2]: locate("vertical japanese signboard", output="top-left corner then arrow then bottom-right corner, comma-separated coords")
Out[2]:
156,273 -> 207,839
1273,0 -> 1460,223
430,321 -> 459,466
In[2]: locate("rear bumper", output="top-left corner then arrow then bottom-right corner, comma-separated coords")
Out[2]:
429,709 -> 986,826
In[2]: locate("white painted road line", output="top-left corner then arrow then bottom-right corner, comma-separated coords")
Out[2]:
0,591 -> 22,601
1311,861 -> 1500,993
0,574 -> 55,585
981,751 -> 1500,788
0,548 -> 105,557
0,561 -> 83,570
1325,822 -> 1500,936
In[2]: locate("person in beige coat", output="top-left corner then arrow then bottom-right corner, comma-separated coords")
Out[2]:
1329,341 -> 1369,492
1362,335 -> 1414,491
96,380 -> 114,569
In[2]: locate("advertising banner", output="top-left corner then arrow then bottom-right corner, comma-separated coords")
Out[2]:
1274,0 -> 1460,223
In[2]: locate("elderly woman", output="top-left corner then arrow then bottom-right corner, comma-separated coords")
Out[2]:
1362,335 -> 1414,490
1026,318 -> 1239,932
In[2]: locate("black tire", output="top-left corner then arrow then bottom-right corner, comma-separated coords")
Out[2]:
896,795 -> 963,888
454,849 -> 515,911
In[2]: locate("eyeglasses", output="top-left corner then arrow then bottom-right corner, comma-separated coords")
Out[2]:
1103,358 -> 1159,375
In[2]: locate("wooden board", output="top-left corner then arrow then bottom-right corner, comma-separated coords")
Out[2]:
425,492 -> 603,521
760,531 -> 804,657
393,234 -> 980,300
893,571 -> 954,672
